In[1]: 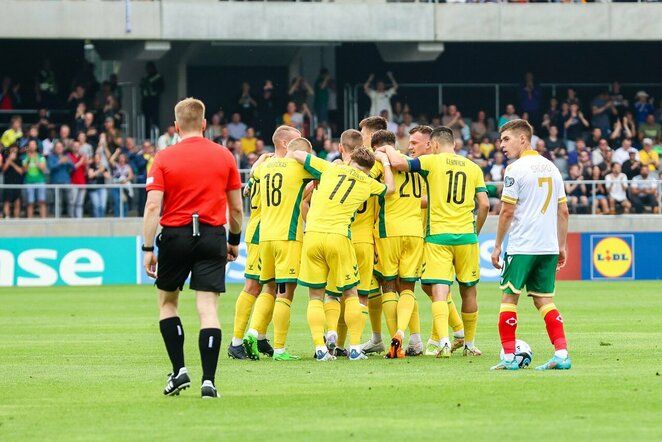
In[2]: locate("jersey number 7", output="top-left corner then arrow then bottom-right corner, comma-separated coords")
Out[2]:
538,176 -> 552,214
329,174 -> 356,204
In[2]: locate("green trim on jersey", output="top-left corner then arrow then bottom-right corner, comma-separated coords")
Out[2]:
377,194 -> 387,238
425,233 -> 478,245
250,221 -> 260,245
275,278 -> 298,284
287,179 -> 313,241
475,186 -> 488,193
420,171 -> 431,238
303,155 -> 322,179
325,289 -> 342,297
245,273 -> 260,281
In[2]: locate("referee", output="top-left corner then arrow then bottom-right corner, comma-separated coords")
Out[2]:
142,97 -> 243,399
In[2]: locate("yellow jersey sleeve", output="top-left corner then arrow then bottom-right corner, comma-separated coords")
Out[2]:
370,160 -> 384,181
369,179 -> 387,197
304,154 -> 330,179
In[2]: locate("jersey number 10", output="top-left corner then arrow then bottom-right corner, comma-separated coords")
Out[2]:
445,170 -> 467,204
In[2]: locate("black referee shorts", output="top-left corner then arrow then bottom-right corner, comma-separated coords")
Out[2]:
155,224 -> 228,293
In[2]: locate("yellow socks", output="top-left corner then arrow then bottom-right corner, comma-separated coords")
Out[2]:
232,291 -> 256,342
396,290 -> 416,333
359,303 -> 369,337
337,300 -> 347,348
344,297 -> 364,347
248,292 -> 275,336
272,297 -> 292,349
431,300 -> 450,345
448,294 -> 464,334
461,311 -> 478,345
408,300 -> 421,335
324,299 -> 341,335
382,292 -> 398,337
307,299 -> 326,347
368,293 -> 382,335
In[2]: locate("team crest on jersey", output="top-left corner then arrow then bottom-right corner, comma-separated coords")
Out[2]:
504,176 -> 515,187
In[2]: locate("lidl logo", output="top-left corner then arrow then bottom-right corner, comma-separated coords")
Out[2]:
591,235 -> 634,279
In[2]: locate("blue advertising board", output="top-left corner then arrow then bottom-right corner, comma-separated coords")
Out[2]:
0,237 -> 139,287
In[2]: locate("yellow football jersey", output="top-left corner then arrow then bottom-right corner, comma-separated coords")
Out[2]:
245,176 -> 261,245
253,158 -> 314,242
304,155 -> 387,238
375,153 -> 423,238
349,159 -> 383,244
412,153 -> 487,245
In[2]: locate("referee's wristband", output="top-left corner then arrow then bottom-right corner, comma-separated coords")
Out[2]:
141,245 -> 154,252
228,231 -> 241,246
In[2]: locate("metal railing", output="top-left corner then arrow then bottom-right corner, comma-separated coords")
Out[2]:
0,178 -> 658,219
345,82 -> 662,130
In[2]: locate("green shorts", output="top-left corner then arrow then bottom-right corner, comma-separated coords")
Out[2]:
499,254 -> 558,297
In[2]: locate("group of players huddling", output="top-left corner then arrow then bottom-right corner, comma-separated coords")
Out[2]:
228,116 -> 572,371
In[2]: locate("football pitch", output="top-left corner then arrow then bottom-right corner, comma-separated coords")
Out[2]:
1,282 -> 661,441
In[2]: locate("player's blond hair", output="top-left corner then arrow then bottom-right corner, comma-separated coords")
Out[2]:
273,125 -> 301,147
370,130 -> 396,149
499,119 -> 533,141
174,98 -> 205,133
350,147 -> 376,171
409,125 -> 432,136
340,129 -> 363,153
287,137 -> 312,152
358,116 -> 387,132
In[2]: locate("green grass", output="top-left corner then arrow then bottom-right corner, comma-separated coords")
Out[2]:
1,282 -> 661,441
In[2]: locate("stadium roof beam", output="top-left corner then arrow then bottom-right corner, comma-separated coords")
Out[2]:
376,43 -> 445,63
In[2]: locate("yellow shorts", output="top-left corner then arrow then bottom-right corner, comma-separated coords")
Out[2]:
245,243 -> 261,281
326,242 -> 378,297
420,242 -> 479,286
259,240 -> 302,284
374,236 -> 424,282
299,232 -> 359,293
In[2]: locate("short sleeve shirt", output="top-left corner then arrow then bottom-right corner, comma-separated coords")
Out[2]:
146,137 -> 242,227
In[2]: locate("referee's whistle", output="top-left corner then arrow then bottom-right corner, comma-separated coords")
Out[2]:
192,212 -> 201,237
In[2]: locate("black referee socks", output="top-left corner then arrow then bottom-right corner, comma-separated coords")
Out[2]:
199,328 -> 222,384
159,317 -> 185,374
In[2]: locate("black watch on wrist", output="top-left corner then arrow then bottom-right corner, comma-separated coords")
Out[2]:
141,245 -> 155,252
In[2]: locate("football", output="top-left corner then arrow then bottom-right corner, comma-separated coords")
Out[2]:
500,340 -> 533,368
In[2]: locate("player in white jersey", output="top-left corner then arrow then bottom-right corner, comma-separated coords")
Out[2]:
490,119 -> 571,371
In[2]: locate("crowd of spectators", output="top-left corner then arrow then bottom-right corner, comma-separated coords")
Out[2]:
1,63 -> 661,218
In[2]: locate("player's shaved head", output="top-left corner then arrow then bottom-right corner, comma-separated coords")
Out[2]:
174,97 -> 205,133
340,129 -> 363,153
499,119 -> 533,141
287,137 -> 312,153
272,125 -> 301,147
370,130 -> 396,149
359,116 -> 388,132
430,126 -> 455,149
350,147 -> 376,171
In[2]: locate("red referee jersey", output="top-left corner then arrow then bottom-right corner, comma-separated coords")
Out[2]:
146,137 -> 242,227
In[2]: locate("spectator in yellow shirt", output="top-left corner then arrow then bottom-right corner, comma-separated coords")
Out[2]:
640,138 -> 660,172
240,127 -> 257,155
1,116 -> 23,148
